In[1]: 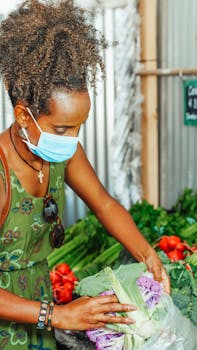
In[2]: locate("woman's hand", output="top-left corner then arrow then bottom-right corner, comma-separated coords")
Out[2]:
52,294 -> 137,330
145,252 -> 171,294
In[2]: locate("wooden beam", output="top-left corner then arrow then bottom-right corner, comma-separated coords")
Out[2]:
139,0 -> 159,206
137,67 -> 197,76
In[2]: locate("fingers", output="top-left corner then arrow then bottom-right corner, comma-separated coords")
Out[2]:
86,315 -> 135,329
87,311 -> 135,327
84,296 -> 136,326
152,263 -> 171,293
59,296 -> 136,330
151,265 -> 171,294
98,314 -> 135,325
87,322 -> 106,329
94,295 -> 118,304
89,295 -> 137,313
145,255 -> 171,294
151,262 -> 163,282
95,301 -> 137,315
161,268 -> 171,294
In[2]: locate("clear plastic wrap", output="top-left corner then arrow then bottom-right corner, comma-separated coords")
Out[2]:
55,296 -> 197,350
142,297 -> 197,350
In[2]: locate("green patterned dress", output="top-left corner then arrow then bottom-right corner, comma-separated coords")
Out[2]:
0,160 -> 66,350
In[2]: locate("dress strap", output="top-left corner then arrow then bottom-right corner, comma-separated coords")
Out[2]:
0,146 -> 11,227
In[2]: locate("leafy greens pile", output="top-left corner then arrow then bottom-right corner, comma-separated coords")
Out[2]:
129,188 -> 197,246
158,251 -> 197,327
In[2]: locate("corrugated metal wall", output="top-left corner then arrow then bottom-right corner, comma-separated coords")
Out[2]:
65,9 -> 116,226
158,0 -> 197,209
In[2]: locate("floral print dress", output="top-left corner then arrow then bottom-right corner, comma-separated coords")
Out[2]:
0,160 -> 66,350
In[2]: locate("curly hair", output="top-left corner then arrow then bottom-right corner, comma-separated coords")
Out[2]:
0,0 -> 108,116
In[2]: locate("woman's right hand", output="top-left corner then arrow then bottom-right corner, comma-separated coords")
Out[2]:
52,295 -> 137,330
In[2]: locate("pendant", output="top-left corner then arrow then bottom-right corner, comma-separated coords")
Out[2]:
38,170 -> 44,184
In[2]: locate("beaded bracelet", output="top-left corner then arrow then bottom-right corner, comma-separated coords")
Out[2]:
47,301 -> 54,331
36,300 -> 49,330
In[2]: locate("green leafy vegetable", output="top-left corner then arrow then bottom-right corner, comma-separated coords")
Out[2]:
186,253 -> 197,266
158,251 -> 197,327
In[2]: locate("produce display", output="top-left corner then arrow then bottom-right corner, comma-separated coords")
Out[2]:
49,188 -> 197,348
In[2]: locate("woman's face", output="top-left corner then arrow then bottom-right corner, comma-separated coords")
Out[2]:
26,90 -> 91,145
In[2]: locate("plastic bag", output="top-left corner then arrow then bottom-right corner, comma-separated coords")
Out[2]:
55,295 -> 197,350
142,296 -> 197,350
55,329 -> 95,350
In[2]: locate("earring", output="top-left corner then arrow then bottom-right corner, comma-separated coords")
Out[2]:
18,127 -> 29,140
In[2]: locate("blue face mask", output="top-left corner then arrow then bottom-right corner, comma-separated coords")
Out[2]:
22,107 -> 79,163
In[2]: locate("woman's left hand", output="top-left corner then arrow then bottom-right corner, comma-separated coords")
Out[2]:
145,252 -> 171,294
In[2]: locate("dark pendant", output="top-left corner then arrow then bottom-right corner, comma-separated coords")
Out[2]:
43,197 -> 58,223
50,224 -> 65,248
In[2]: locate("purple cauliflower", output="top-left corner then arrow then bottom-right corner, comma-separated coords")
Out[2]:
86,328 -> 124,350
136,273 -> 162,308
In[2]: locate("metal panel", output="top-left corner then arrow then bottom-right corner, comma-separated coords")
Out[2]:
0,80 -> 13,129
65,2 -> 141,222
64,8 -> 116,226
158,0 -> 197,209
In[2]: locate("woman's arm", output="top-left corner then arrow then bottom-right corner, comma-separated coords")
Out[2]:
0,287 -> 136,330
65,144 -> 170,293
0,288 -> 40,324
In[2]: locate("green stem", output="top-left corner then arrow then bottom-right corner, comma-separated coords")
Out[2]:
47,240 -> 87,268
92,243 -> 122,264
72,251 -> 98,272
180,223 -> 197,238
69,250 -> 88,269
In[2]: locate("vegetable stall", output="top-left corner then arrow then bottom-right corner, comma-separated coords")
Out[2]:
48,188 -> 197,349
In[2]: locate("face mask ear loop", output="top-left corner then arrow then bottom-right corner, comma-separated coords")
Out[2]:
26,107 -> 42,133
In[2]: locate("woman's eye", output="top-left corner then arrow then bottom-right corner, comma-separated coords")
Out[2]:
54,126 -> 79,135
54,128 -> 67,135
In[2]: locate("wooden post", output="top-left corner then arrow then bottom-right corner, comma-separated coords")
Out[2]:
139,0 -> 158,206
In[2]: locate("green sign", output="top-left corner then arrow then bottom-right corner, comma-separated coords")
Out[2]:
183,80 -> 197,126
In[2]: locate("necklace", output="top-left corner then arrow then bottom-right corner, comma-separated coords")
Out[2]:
9,125 -> 44,184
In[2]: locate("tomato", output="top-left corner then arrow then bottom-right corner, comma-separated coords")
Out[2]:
63,282 -> 75,291
167,235 -> 181,250
62,271 -> 78,283
158,237 -> 170,253
54,286 -> 73,304
185,263 -> 192,271
167,249 -> 184,262
52,281 -> 63,290
55,263 -> 71,275
176,243 -> 186,251
50,270 -> 61,285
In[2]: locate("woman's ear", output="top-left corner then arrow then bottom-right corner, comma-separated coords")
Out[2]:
14,104 -> 30,128
3,79 -> 9,91
4,79 -> 9,91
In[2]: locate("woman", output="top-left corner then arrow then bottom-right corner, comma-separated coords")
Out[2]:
0,0 -> 170,349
